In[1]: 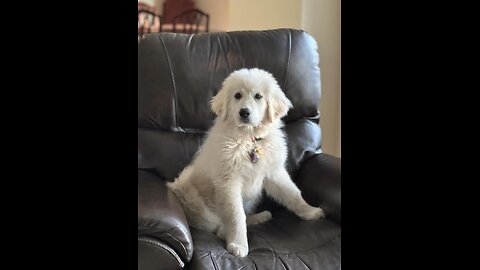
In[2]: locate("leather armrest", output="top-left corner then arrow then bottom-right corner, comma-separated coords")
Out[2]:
296,153 -> 341,224
138,169 -> 193,263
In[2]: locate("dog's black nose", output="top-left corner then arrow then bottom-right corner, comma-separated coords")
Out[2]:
239,108 -> 250,119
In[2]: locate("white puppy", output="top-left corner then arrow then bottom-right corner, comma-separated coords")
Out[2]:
168,68 -> 325,257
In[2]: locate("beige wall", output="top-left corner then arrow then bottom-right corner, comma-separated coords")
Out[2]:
154,0 -> 164,13
195,0 -> 302,32
301,0 -> 341,157
228,0 -> 302,31
196,0 -> 229,32
139,0 -> 155,6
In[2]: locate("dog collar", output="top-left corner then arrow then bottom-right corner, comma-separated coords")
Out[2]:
249,136 -> 263,163
251,136 -> 263,142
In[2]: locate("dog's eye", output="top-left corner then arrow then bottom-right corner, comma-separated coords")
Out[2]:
255,93 -> 263,99
234,92 -> 242,99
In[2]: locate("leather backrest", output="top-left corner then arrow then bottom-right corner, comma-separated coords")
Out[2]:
138,29 -> 322,180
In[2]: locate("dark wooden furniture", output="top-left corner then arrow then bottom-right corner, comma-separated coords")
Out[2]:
162,0 -> 195,23
138,1 -> 209,35
163,8 -> 209,34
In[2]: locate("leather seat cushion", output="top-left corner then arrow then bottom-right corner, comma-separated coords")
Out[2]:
188,210 -> 341,270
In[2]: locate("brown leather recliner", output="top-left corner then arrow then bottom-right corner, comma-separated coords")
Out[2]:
138,29 -> 341,270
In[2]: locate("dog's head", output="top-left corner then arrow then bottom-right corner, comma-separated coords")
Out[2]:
211,68 -> 292,128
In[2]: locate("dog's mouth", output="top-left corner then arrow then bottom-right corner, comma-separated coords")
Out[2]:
236,118 -> 262,129
240,118 -> 250,124
237,122 -> 252,128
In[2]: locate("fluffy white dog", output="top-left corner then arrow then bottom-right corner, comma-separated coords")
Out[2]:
168,68 -> 325,257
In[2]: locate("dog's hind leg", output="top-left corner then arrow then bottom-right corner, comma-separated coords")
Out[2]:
168,180 -> 221,233
264,168 -> 325,220
214,210 -> 270,240
247,211 -> 272,225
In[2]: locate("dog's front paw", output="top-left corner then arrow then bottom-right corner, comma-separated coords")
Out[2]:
227,242 -> 249,257
298,206 -> 325,220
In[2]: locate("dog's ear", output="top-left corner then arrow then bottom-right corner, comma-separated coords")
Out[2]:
265,84 -> 293,124
211,86 -> 229,121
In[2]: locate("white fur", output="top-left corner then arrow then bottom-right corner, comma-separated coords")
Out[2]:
167,68 -> 325,257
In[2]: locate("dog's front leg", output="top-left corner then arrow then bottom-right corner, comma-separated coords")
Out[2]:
216,179 -> 249,257
265,168 -> 325,220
